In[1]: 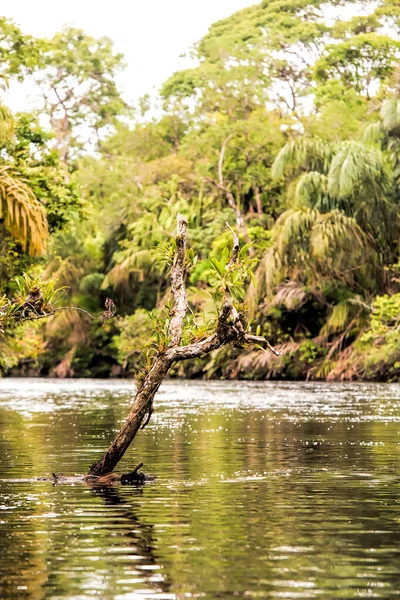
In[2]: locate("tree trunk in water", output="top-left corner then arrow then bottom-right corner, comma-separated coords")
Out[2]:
88,214 -> 189,477
87,215 -> 280,477
88,354 -> 172,475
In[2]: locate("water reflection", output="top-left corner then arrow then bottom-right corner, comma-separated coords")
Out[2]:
1,379 -> 400,598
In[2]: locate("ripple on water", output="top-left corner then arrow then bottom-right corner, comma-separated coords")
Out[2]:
1,379 -> 400,598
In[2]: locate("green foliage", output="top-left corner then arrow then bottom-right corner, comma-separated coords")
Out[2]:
314,34 -> 400,98
3,1 -> 400,381
353,294 -> 400,380
0,18 -> 41,77
381,97 -> 400,133
327,141 -> 386,199
207,243 -> 258,302
35,27 -> 127,159
0,273 -> 65,334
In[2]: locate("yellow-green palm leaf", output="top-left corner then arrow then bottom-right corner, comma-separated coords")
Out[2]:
0,166 -> 48,256
0,105 -> 14,144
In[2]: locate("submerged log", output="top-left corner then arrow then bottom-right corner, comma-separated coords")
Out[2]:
44,463 -> 154,485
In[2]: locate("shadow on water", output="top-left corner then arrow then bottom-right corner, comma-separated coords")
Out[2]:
90,484 -> 173,597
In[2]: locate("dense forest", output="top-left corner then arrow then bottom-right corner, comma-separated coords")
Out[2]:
1,0 -> 400,381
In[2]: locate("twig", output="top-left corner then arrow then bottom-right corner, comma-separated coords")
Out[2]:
22,306 -> 100,322
12,298 -> 116,324
244,334 -> 282,356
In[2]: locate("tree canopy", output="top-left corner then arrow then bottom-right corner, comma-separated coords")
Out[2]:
2,0 -> 400,381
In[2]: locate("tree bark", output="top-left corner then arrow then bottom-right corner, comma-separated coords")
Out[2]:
88,215 -> 279,477
88,354 -> 172,475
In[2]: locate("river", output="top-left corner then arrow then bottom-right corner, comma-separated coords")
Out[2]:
0,378 -> 400,598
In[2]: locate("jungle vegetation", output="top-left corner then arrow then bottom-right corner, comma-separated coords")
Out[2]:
1,0 -> 400,382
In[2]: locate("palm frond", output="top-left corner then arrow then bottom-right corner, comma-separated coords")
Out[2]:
271,138 -> 332,180
42,257 -> 83,289
321,301 -> 351,335
272,281 -> 309,310
103,248 -> 156,290
0,166 -> 48,256
310,210 -> 365,259
381,97 -> 400,133
294,171 -> 329,208
276,207 -> 318,257
0,105 -> 14,144
249,246 -> 281,304
361,121 -> 383,145
327,141 -> 384,199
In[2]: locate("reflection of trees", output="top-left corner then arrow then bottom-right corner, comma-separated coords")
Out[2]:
136,411 -> 400,597
40,483 -> 173,599
3,386 -> 400,597
0,481 -> 172,599
0,482 -> 49,598
0,392 -> 129,476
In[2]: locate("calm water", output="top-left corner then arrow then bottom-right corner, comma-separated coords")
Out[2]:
1,379 -> 400,599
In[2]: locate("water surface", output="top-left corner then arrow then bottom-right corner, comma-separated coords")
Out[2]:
1,378 -> 400,598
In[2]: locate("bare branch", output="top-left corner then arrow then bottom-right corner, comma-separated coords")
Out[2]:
22,306 -> 100,322
87,220 -> 277,477
244,334 -> 282,356
167,214 -> 189,347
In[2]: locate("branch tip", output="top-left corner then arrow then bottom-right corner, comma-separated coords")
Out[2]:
177,213 -> 188,237
244,334 -> 282,356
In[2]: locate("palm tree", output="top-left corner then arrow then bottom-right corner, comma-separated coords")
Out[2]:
249,110 -> 400,375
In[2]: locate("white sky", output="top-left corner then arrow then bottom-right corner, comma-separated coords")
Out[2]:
2,0 -> 256,110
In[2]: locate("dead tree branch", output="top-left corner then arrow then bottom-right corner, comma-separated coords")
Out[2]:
168,214 -> 188,347
88,215 -> 279,477
207,136 -> 254,256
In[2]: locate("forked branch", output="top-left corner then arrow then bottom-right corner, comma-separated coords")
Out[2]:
87,215 -> 279,477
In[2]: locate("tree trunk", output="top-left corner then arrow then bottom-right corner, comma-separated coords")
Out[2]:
88,354 -> 172,475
